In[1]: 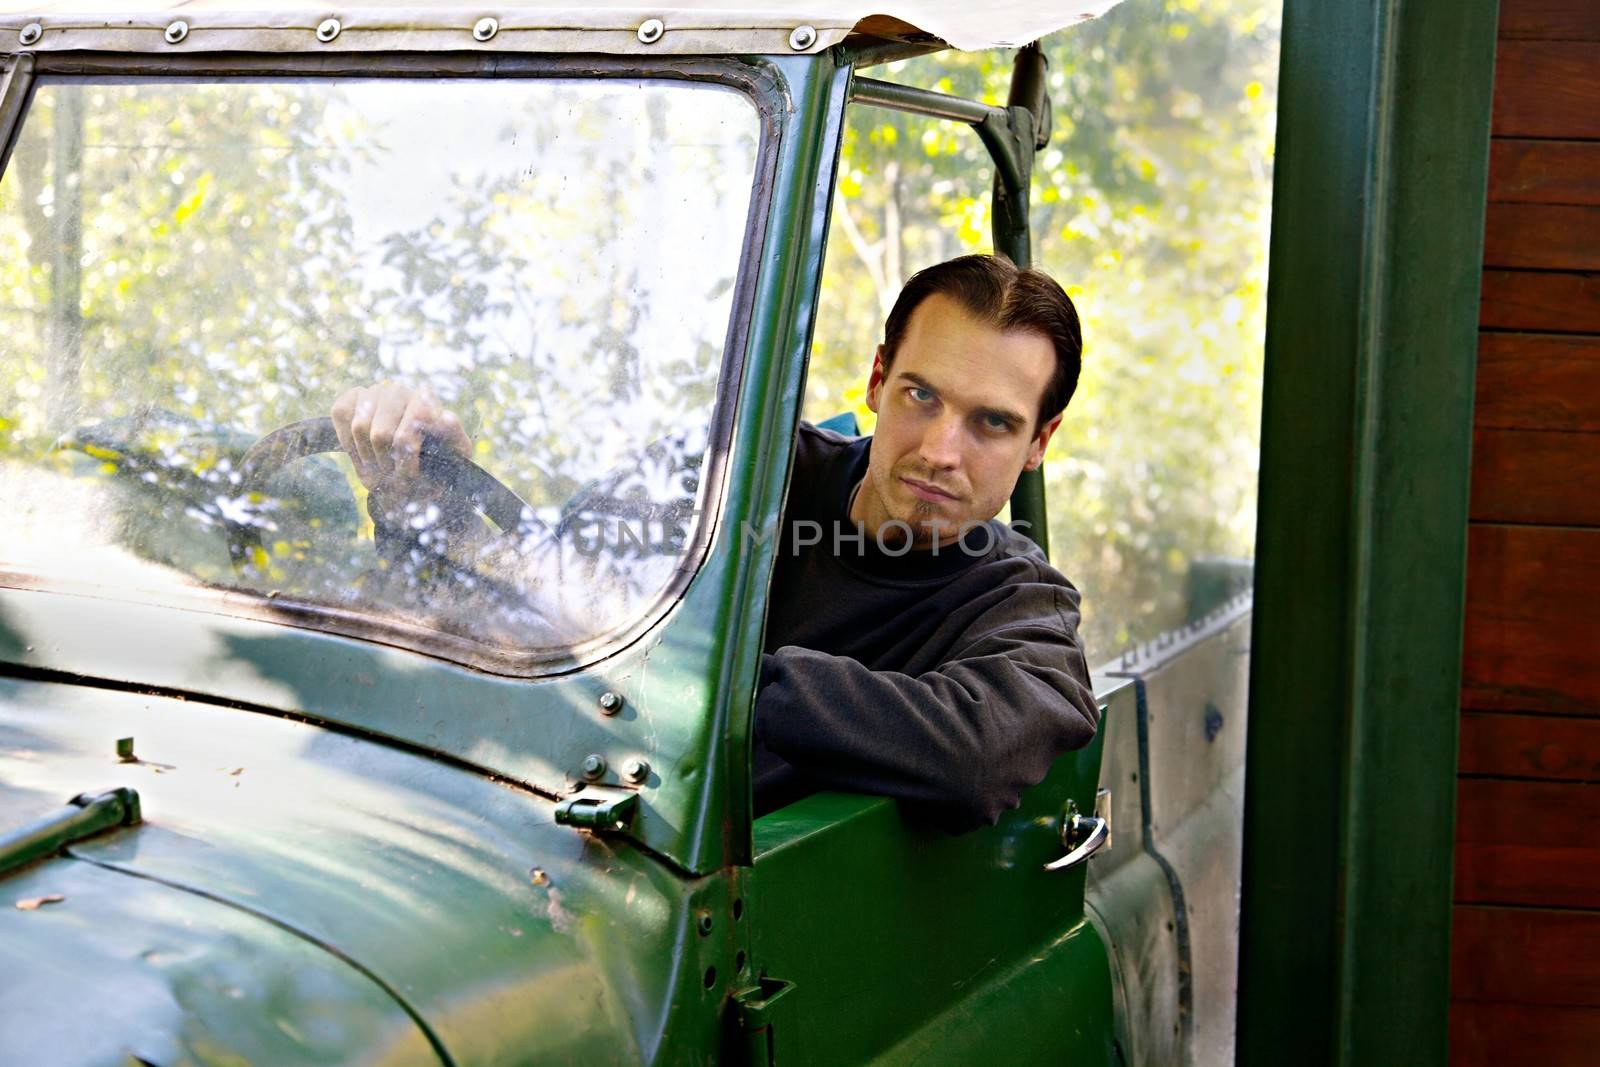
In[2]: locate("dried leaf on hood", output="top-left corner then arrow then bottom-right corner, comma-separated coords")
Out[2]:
15,894 -> 65,911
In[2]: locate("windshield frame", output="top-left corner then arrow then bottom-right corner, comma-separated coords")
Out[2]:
0,50 -> 782,676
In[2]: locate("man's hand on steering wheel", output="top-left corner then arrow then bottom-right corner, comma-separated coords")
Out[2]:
237,386 -> 548,624
330,381 -> 472,491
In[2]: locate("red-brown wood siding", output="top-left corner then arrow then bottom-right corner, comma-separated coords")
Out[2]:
1453,2 -> 1600,1060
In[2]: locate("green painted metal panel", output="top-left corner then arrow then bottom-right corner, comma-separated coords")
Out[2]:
866,918 -> 1113,1066
1237,0 -> 1498,1062
0,680 -> 737,1064
744,714 -> 1113,1065
707,51 -> 855,868
1,857 -> 446,1065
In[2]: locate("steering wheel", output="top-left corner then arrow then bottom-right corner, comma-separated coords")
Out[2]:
233,417 -> 576,648
238,416 -> 535,543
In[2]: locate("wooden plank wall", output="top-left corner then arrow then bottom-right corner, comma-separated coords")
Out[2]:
1452,2 -> 1600,1062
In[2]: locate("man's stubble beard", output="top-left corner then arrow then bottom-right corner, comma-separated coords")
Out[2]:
875,464 -> 956,549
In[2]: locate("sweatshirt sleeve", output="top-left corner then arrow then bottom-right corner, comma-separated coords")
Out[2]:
754,583 -> 1098,832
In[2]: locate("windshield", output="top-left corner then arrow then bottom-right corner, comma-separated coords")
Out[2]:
0,74 -> 761,669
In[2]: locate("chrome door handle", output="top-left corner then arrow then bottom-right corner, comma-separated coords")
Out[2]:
1044,806 -> 1109,872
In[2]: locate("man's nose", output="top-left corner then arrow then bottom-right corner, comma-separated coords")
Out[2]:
918,414 -> 964,470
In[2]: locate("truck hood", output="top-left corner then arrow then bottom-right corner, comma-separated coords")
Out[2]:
0,678 -> 702,1066
2,852 -> 443,1066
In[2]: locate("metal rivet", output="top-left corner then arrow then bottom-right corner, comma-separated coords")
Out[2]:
788,24 -> 817,50
598,690 -> 623,715
472,17 -> 498,42
623,758 -> 650,784
637,18 -> 664,44
18,22 -> 42,46
163,20 -> 188,45
316,18 -> 341,43
580,754 -> 606,781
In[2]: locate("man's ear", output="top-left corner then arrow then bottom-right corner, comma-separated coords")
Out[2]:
866,346 -> 888,414
1022,412 -> 1064,471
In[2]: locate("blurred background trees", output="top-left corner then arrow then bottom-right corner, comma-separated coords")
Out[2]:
805,0 -> 1280,661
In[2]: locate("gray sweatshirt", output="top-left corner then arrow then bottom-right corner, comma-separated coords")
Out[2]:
754,424 -> 1099,831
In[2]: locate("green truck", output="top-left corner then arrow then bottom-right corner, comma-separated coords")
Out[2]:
0,4 -> 1249,1063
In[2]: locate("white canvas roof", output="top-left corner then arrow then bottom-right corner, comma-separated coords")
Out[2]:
0,1 -> 1125,55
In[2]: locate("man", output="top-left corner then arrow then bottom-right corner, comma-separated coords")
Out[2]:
332,254 -> 1096,832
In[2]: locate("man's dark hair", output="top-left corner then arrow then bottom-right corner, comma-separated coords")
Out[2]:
880,254 -> 1082,429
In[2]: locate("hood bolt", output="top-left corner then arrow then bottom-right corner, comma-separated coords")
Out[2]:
598,690 -> 623,715
580,754 -> 607,781
622,758 -> 650,784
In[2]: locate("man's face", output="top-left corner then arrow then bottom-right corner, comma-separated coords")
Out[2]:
859,292 -> 1063,547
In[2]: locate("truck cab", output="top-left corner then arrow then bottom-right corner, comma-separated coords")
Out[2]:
0,4 -> 1248,1063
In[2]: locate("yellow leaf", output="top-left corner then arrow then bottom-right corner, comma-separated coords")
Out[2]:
173,174 -> 213,225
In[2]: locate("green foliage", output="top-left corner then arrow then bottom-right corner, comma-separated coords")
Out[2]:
0,82 -> 382,444
805,0 -> 1280,659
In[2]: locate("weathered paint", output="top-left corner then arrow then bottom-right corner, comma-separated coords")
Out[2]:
2,857 -> 446,1065
0,680 -> 728,1064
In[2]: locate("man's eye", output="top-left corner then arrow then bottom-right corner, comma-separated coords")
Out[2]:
983,414 -> 1012,432
909,387 -> 934,403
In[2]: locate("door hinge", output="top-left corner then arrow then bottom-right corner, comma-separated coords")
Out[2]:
732,975 -> 795,1066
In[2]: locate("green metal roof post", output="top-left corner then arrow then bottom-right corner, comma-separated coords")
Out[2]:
999,43 -> 1051,557
1236,0 -> 1498,1063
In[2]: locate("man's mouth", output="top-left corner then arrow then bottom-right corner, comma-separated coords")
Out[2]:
902,476 -> 959,503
